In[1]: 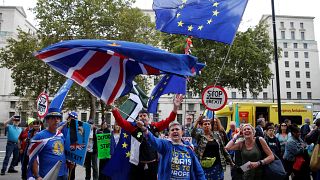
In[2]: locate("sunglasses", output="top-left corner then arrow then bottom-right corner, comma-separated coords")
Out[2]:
281,124 -> 287,126
33,121 -> 41,125
139,114 -> 148,118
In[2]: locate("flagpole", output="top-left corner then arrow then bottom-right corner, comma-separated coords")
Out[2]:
271,0 -> 282,123
110,104 -> 138,122
213,44 -> 233,86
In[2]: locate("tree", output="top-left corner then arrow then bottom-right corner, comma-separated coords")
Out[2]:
161,22 -> 275,96
1,0 -> 160,121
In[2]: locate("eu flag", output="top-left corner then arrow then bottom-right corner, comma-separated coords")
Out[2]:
148,74 -> 186,113
153,0 -> 248,44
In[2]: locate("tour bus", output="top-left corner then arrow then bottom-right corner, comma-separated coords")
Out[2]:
215,102 -> 313,131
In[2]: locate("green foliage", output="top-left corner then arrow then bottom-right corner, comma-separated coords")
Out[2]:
161,22 -> 274,96
1,0 -> 161,119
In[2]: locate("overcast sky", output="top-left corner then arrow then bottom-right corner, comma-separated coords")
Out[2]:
3,0 -> 320,44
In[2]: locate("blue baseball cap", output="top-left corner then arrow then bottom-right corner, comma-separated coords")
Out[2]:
68,111 -> 78,119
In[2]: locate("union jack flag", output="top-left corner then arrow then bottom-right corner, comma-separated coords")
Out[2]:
35,40 -> 202,105
35,48 -> 160,104
27,131 -> 64,179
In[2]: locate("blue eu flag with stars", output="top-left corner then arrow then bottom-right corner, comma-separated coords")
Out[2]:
148,74 -> 186,113
153,0 -> 248,44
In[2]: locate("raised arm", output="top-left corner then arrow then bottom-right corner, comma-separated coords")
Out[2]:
3,116 -> 14,127
153,94 -> 183,131
112,108 -> 136,134
225,133 -> 242,151
191,116 -> 203,141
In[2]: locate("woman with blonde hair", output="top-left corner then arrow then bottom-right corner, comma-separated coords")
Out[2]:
225,124 -> 275,180
192,116 -> 233,180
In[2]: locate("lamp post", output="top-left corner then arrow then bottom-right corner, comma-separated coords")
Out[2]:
271,74 -> 275,103
271,0 -> 282,123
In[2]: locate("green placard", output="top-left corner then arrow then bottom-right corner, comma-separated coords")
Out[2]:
96,133 -> 111,159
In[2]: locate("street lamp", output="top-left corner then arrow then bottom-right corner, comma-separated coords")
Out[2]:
271,74 -> 275,103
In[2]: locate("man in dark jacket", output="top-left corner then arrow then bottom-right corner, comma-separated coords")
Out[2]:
255,118 -> 265,137
301,118 -> 311,140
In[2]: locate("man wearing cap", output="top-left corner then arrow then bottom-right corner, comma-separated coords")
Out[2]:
112,94 -> 183,180
29,108 -> 68,180
1,115 -> 22,175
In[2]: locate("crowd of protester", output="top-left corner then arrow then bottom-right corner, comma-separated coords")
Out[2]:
1,99 -> 320,180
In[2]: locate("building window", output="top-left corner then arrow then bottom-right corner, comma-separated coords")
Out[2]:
9,112 -> 15,118
290,22 -> 294,28
305,62 -> 309,68
280,22 -> 284,28
301,32 -> 305,40
296,71 -> 300,78
281,31 -> 285,39
187,91 -> 193,98
303,43 -> 308,49
10,101 -> 16,109
295,61 -> 299,68
293,43 -> 298,48
297,92 -> 302,99
283,42 -> 287,48
287,92 -> 292,99
285,71 -> 290,78
178,104 -> 182,110
81,113 -> 87,121
106,113 -> 111,123
242,92 -> 247,99
231,92 -> 236,98
286,81 -> 291,88
253,94 -> 258,99
153,113 -> 159,122
296,81 -> 301,88
284,51 -> 288,58
188,103 -> 195,111
307,92 -> 312,99
263,92 -> 268,100
294,52 -> 298,58
285,61 -> 289,67
304,52 -> 309,58
300,22 -> 304,29
177,114 -> 183,124
306,82 -> 311,88
291,31 -> 295,40
263,84 -> 267,89
306,71 -> 310,78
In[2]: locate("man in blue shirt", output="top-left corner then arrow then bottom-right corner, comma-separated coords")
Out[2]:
1,115 -> 22,175
30,108 -> 68,180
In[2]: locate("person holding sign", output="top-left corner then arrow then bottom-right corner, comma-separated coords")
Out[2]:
97,120 -> 111,180
112,94 -> 183,180
137,121 -> 205,180
192,116 -> 233,180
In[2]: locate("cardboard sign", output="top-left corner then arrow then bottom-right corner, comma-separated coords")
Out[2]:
201,85 -> 228,111
36,92 -> 49,118
64,120 -> 91,165
96,133 -> 111,159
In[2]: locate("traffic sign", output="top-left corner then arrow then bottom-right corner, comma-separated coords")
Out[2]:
201,85 -> 228,111
36,92 -> 49,119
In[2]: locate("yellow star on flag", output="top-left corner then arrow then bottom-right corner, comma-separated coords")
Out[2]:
213,2 -> 219,7
198,25 -> 203,30
176,12 -> 181,18
108,42 -> 120,47
182,0 -> 187,3
213,10 -> 219,16
123,133 -> 128,138
207,19 -> 213,24
179,4 -> 184,9
178,20 -> 184,27
126,151 -> 131,158
122,142 -> 128,149
188,25 -> 193,31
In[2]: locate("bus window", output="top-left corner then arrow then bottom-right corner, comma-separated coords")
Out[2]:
282,116 -> 302,125
217,116 -> 228,130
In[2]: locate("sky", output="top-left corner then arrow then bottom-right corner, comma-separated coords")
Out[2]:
3,0 -> 320,44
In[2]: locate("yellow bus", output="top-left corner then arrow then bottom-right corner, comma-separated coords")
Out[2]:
215,102 -> 313,131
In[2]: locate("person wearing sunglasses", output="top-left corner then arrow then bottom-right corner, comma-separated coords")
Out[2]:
276,122 -> 291,158
137,121 -> 205,180
111,94 -> 183,180
1,115 -> 22,176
